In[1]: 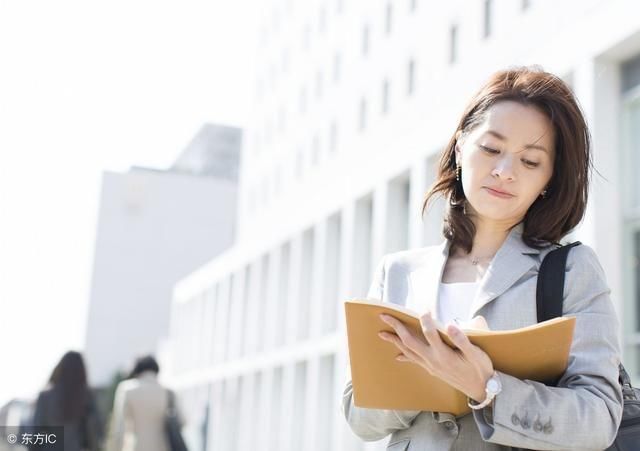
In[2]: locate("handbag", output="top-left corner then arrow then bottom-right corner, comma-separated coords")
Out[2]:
537,242 -> 640,451
165,390 -> 189,451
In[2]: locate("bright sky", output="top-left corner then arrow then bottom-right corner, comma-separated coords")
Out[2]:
0,0 -> 255,408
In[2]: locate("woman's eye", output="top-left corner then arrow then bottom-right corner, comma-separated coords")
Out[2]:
480,145 -> 499,154
522,159 -> 540,168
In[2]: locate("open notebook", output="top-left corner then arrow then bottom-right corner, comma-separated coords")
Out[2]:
344,298 -> 576,416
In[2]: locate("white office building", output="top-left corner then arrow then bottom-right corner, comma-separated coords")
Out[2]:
164,1 -> 640,450
85,124 -> 241,387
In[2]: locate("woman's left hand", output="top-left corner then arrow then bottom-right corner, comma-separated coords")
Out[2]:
378,312 -> 495,403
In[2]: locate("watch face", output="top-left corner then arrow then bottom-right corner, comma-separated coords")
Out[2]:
487,378 -> 501,394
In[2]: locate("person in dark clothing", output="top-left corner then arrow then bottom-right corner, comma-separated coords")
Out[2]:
31,351 -> 103,451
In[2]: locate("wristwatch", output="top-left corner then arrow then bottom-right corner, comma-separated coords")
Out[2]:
468,372 -> 502,410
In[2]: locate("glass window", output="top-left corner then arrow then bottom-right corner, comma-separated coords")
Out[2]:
299,85 -> 307,114
382,79 -> 390,114
362,24 -> 370,56
296,148 -> 304,178
483,0 -> 492,38
316,70 -> 323,99
628,100 -> 640,208
450,25 -> 458,63
330,121 -> 338,153
319,4 -> 327,33
312,133 -> 321,164
407,59 -> 415,95
385,3 -> 392,34
359,97 -> 367,131
634,229 -> 640,331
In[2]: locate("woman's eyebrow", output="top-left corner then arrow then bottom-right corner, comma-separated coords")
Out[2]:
484,130 -> 549,153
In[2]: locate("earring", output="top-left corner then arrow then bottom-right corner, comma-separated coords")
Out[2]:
456,164 -> 461,181
541,189 -> 548,198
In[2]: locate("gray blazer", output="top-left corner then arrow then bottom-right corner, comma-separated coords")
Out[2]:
342,224 -> 623,451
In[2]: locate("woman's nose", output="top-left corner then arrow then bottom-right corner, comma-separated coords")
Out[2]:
491,156 -> 516,180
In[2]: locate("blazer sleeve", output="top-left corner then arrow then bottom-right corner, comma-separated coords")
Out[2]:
472,244 -> 624,450
341,256 -> 421,441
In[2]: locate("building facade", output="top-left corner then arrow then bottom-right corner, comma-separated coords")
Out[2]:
85,124 -> 240,387
165,1 -> 640,450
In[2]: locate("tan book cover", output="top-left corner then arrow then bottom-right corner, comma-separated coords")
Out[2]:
344,299 -> 576,416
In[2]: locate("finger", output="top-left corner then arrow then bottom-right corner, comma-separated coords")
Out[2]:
445,324 -> 476,355
380,315 -> 426,352
419,311 -> 443,347
379,332 -> 424,363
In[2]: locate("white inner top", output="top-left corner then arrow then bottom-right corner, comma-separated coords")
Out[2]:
437,281 -> 479,325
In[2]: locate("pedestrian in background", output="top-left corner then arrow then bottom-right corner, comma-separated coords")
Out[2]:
31,351 -> 103,451
106,355 -> 185,451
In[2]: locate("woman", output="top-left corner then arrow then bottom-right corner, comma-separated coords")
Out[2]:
342,67 -> 623,450
32,351 -> 103,451
106,355 -> 184,451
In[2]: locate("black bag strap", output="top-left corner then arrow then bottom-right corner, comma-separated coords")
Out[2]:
536,241 -> 582,323
167,390 -> 176,413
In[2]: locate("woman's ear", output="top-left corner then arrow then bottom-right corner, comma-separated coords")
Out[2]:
454,131 -> 463,164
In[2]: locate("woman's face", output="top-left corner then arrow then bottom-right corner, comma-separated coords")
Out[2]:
455,100 -> 555,227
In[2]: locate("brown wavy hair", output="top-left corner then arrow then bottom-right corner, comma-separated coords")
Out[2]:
422,66 -> 592,253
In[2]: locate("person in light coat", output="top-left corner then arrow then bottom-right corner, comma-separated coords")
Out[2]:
342,66 -> 623,450
107,355 -> 184,451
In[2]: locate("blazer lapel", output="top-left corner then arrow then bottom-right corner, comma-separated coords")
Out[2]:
408,239 -> 450,315
470,224 -> 540,317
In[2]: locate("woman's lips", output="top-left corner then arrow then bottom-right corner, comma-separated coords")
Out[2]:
484,187 -> 514,199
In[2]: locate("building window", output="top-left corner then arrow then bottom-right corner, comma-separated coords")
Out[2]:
359,97 -> 367,131
385,2 -> 392,35
407,59 -> 415,95
622,69 -> 640,381
249,187 -> 256,212
315,70 -> 323,99
265,118 -> 273,145
275,164 -> 283,195
269,62 -> 277,90
319,5 -> 327,33
333,52 -> 341,83
312,133 -> 321,165
295,148 -> 304,178
330,121 -> 338,153
303,22 -> 311,49
262,177 -> 270,204
483,0 -> 492,38
450,24 -> 458,64
299,85 -> 307,114
278,105 -> 286,132
362,24 -> 370,56
281,48 -> 289,73
256,78 -> 263,102
382,79 -> 390,114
